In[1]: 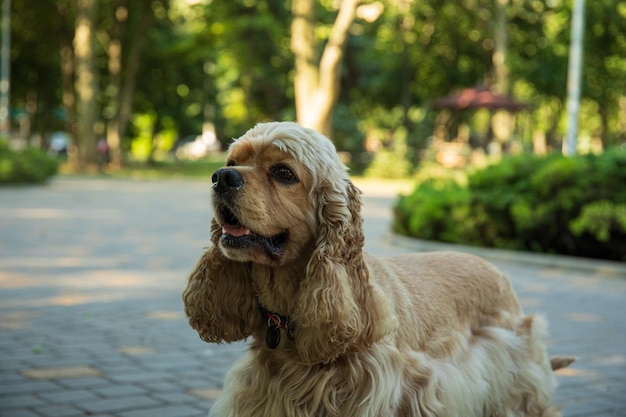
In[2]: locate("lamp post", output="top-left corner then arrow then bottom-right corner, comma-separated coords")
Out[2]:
563,0 -> 586,156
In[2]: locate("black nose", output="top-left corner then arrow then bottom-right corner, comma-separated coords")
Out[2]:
212,168 -> 244,194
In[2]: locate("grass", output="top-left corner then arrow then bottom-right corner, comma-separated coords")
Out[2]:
113,159 -> 226,180
59,156 -> 227,181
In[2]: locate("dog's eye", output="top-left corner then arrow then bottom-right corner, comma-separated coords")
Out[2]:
271,165 -> 298,184
226,160 -> 237,167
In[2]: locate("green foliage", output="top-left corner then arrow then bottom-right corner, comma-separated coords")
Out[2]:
112,158 -> 226,180
570,201 -> 626,242
364,128 -> 412,179
7,0 -> 626,167
365,148 -> 411,179
0,142 -> 59,184
393,178 -> 476,244
393,149 -> 626,261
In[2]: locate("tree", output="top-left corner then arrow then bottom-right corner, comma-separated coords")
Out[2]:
290,0 -> 361,137
103,0 -> 155,168
0,0 -> 10,138
58,0 -> 76,147
581,0 -> 626,148
9,0 -> 69,143
5,0 -> 625,170
73,0 -> 99,171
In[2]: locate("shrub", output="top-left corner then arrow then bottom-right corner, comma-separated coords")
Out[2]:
0,142 -> 59,184
569,201 -> 626,259
393,178 -> 470,242
393,149 -> 626,261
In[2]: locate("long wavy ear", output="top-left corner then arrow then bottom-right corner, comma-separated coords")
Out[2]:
292,179 -> 397,364
182,218 -> 260,343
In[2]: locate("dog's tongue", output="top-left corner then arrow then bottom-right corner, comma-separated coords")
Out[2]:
222,224 -> 250,237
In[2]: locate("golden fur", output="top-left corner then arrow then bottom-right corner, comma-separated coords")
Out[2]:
183,121 -> 571,417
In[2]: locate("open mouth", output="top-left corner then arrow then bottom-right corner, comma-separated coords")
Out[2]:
217,205 -> 288,258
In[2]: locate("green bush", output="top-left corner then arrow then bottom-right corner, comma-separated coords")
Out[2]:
0,142 -> 59,184
393,149 -> 626,261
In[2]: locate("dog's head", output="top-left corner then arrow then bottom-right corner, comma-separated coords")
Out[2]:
210,121 -> 347,267
200,122 -> 394,363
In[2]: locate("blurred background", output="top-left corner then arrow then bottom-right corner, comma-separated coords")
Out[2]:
1,0 -> 625,260
2,0 -> 625,169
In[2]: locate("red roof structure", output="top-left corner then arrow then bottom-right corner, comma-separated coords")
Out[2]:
432,86 -> 528,112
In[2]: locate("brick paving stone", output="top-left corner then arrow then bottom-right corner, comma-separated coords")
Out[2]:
93,384 -> 148,398
137,356 -> 201,372
158,391 -> 202,404
0,373 -> 29,385
565,397 -> 624,417
95,364 -> 141,377
107,371 -> 174,384
138,381 -> 183,393
603,388 -> 626,404
0,394 -> 47,409
0,178 -> 624,417
117,346 -> 156,356
21,365 -> 103,380
93,357 -> 141,371
118,404 -> 206,417
33,404 -> 84,417
0,381 -> 61,395
23,354 -> 97,369
77,396 -> 162,414
56,377 -> 113,389
176,377 -> 224,390
0,409 -> 41,417
189,388 -> 222,402
37,388 -> 100,403
0,352 -> 31,369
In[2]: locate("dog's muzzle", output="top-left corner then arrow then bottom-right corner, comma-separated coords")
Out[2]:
211,167 -> 289,259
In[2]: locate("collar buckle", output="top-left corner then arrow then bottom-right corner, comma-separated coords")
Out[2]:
259,305 -> 294,348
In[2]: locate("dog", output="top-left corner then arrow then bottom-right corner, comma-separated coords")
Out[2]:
183,121 -> 573,417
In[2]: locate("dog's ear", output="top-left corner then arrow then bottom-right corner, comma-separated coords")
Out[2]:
292,179 -> 397,364
182,218 -> 260,343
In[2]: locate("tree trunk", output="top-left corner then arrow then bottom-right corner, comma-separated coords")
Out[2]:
73,0 -> 99,172
490,0 -> 513,150
57,0 -> 76,163
106,4 -> 125,169
617,96 -> 626,144
290,0 -> 360,137
492,0 -> 509,95
117,8 -> 154,166
60,41 -> 74,141
0,0 -> 11,138
291,0 -> 318,127
599,104 -> 608,150
398,6 -> 415,140
106,3 -> 153,169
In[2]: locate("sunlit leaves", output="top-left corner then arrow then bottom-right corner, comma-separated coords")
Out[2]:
7,0 -> 626,156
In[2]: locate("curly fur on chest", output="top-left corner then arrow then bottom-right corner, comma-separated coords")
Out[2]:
209,316 -> 556,417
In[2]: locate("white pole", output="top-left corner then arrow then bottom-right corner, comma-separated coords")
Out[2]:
563,0 -> 586,156
0,0 -> 10,138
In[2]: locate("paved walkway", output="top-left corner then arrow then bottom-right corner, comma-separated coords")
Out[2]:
0,178 -> 624,417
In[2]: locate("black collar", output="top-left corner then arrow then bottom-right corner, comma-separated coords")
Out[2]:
259,305 -> 294,349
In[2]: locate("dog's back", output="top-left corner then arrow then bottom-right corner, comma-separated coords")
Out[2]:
367,252 -> 563,416
366,252 -> 522,355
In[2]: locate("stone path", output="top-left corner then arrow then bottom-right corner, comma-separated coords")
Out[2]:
0,178 -> 624,417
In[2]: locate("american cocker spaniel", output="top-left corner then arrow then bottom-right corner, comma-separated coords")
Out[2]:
183,121 -> 573,417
